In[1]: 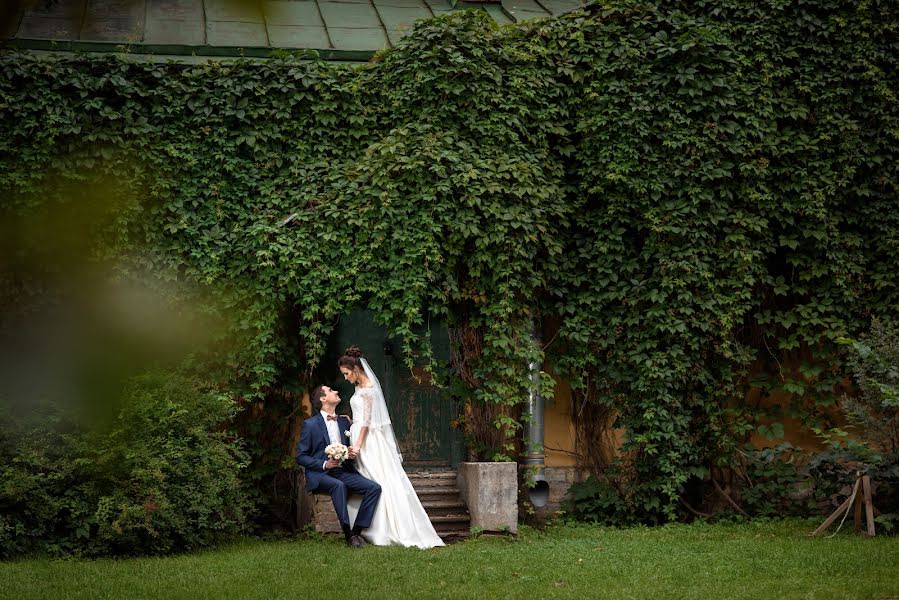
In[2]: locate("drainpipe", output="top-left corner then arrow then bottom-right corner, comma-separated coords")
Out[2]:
523,324 -> 549,508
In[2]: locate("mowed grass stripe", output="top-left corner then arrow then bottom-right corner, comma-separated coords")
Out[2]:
1,520 -> 897,599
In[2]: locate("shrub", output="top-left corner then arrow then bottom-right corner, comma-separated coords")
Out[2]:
840,319 -> 899,456
561,476 -> 631,526
820,319 -> 899,533
0,371 -> 251,557
739,443 -> 815,518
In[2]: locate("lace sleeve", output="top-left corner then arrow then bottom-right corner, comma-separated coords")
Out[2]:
360,390 -> 374,427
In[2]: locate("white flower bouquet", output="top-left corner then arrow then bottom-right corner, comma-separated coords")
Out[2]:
325,442 -> 349,465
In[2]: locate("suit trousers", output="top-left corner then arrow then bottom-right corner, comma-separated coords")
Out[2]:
315,467 -> 382,530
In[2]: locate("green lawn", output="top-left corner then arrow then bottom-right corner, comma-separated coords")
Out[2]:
2,520 -> 897,599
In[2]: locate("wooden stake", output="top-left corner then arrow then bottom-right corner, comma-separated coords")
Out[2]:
862,475 -> 876,538
811,477 -> 860,537
854,483 -> 863,533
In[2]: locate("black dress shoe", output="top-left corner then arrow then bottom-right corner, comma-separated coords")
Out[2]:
349,534 -> 366,548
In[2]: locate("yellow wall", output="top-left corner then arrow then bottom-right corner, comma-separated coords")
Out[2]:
544,375 -> 579,467
744,385 -> 838,452
541,356 -> 841,469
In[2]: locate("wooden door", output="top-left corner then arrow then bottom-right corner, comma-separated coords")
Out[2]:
329,310 -> 463,468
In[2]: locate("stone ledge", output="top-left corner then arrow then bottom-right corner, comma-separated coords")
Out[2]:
520,465 -> 590,515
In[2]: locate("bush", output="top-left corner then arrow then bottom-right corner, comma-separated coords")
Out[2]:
840,319 -> 899,456
561,476 -> 631,526
818,319 -> 899,533
739,444 -> 815,518
0,371 -> 251,558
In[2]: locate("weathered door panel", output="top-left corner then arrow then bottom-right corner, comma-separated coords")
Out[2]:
329,310 -> 462,467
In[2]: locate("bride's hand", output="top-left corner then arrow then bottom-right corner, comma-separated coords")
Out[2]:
348,446 -> 361,459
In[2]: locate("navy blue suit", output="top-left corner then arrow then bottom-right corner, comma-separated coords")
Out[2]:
296,413 -> 381,531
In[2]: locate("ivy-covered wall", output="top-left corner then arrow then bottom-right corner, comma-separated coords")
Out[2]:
2,1 -> 897,523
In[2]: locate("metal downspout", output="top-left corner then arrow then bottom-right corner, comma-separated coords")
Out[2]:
524,324 -> 549,507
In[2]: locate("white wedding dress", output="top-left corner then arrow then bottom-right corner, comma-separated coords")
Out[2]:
346,361 -> 444,549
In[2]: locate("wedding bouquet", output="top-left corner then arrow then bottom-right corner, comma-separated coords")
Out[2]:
325,442 -> 349,465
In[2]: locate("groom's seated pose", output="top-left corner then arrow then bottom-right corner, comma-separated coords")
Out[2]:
296,385 -> 381,548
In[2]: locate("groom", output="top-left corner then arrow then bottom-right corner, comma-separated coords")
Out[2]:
296,385 -> 381,548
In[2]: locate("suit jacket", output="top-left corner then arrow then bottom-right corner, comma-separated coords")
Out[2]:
296,413 -> 356,491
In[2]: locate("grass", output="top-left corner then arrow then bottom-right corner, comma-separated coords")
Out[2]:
1,519 -> 898,599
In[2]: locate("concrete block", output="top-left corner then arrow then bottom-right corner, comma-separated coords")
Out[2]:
458,462 -> 518,533
311,494 -> 342,533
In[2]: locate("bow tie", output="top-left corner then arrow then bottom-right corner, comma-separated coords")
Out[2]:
326,414 -> 339,421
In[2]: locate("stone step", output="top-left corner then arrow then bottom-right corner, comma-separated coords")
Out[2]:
412,486 -> 459,496
409,470 -> 469,539
407,471 -> 458,487
300,468 -> 470,541
436,521 -> 469,528
408,476 -> 457,481
415,487 -> 462,498
436,529 -> 471,540
422,502 -> 467,517
406,469 -> 457,477
434,522 -> 470,532
428,514 -> 471,524
420,499 -> 467,510
436,528 -> 470,539
410,485 -> 459,494
410,481 -> 459,489
416,486 -> 461,493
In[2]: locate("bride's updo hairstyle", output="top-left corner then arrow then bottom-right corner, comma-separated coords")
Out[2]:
338,345 -> 365,372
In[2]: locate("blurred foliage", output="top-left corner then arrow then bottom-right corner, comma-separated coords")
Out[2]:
1,0 -> 897,530
0,371 -> 250,557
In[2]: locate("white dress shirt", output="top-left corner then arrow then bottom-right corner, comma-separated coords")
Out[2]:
322,410 -> 340,470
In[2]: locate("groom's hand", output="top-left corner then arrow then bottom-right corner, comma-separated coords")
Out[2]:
324,458 -> 341,469
347,446 -> 360,459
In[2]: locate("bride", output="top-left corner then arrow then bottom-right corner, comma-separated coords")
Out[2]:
339,345 -> 445,549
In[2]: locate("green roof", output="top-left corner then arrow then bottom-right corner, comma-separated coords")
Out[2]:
2,0 -> 587,61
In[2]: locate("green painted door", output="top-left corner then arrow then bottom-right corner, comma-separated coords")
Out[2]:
329,310 -> 463,468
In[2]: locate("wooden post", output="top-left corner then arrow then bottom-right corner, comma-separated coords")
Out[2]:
812,472 -> 881,538
862,475 -> 876,538
854,482 -> 864,533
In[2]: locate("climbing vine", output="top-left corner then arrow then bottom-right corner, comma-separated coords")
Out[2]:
1,0 -> 897,525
